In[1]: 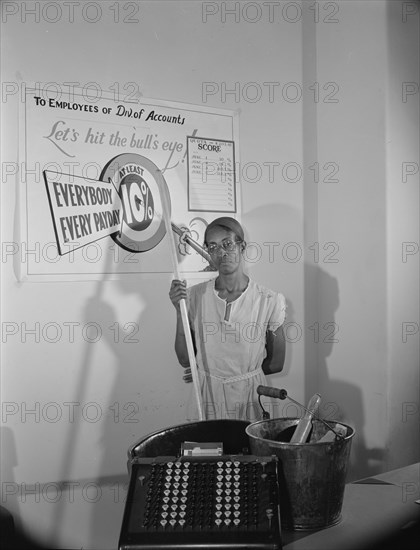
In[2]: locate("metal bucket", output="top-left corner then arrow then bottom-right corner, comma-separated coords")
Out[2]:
246,418 -> 354,530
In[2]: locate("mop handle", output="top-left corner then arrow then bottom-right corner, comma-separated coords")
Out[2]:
160,189 -> 204,421
290,394 -> 321,443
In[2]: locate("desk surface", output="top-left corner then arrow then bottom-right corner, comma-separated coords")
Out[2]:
282,462 -> 420,550
12,462 -> 419,549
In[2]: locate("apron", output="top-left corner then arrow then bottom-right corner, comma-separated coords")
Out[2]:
185,279 -> 286,422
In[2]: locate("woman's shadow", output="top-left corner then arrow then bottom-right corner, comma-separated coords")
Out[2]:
85,271 -> 182,548
305,262 -> 386,480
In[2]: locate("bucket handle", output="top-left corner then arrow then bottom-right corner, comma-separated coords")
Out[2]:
257,386 -> 346,440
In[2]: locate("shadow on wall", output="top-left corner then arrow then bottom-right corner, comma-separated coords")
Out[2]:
242,204 -> 303,377
45,242 -> 185,547
305,263 -> 386,481
85,271 -> 179,547
241,203 -> 302,410
0,428 -> 20,548
1,427 -> 47,549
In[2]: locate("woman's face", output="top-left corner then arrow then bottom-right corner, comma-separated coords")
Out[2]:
205,226 -> 244,274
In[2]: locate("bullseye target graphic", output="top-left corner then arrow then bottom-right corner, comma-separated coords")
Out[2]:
100,153 -> 171,253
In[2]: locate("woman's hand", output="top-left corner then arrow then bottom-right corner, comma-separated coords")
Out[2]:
169,279 -> 187,312
182,367 -> 192,383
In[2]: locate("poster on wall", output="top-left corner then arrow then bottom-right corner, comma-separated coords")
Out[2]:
18,86 -> 240,281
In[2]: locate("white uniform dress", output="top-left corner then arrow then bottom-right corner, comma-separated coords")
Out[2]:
186,278 -> 286,422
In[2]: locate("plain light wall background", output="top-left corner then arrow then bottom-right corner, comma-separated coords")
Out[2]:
1,1 -> 418,548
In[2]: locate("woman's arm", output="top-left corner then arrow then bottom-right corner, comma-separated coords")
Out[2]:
174,310 -> 196,368
262,325 -> 286,375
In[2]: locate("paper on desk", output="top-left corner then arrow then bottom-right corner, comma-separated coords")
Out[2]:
353,478 -> 394,485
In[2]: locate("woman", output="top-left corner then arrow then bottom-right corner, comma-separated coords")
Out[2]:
169,217 -> 286,421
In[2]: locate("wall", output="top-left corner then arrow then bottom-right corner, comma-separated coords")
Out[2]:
312,0 -> 419,479
314,0 -> 390,479
385,0 -> 419,469
1,1 -> 418,549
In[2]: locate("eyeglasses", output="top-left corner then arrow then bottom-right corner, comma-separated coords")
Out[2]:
206,239 -> 242,255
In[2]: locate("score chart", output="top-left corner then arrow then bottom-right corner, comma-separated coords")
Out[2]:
187,136 -> 236,213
